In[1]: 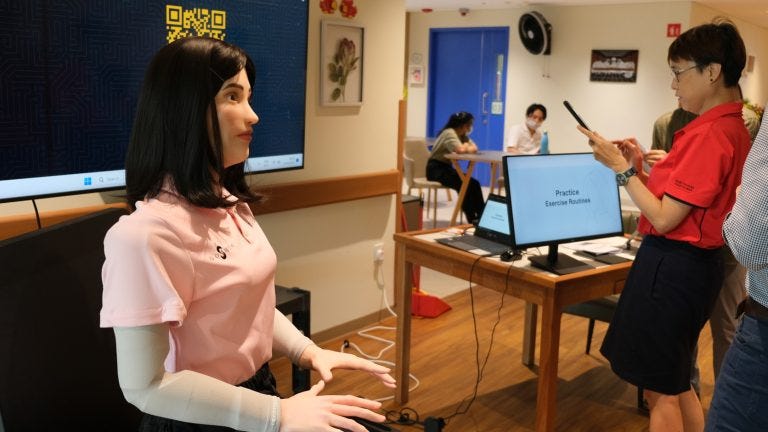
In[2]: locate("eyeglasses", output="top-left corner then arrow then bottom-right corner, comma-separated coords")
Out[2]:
670,64 -> 699,82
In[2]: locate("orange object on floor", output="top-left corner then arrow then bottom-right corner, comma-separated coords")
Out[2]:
411,289 -> 451,318
400,196 -> 451,318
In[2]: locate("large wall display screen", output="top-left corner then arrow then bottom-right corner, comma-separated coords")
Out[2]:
0,1 -> 308,202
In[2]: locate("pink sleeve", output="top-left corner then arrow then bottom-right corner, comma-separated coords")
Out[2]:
100,215 -> 194,328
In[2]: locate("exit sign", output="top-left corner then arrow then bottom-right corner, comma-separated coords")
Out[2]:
667,23 -> 681,38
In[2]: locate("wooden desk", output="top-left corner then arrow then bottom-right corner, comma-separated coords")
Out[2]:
393,229 -> 632,432
444,151 -> 510,225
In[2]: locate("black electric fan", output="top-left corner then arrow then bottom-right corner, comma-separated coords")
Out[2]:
518,11 -> 552,55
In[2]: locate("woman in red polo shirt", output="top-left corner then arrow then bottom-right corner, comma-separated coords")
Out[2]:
577,19 -> 751,432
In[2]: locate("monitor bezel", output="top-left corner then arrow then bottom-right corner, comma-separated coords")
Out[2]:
502,152 -> 625,250
0,0 -> 308,204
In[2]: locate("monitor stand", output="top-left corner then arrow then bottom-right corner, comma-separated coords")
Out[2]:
528,244 -> 594,275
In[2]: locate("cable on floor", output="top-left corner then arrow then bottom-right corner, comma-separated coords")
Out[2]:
444,253 -> 520,425
340,260 -> 420,401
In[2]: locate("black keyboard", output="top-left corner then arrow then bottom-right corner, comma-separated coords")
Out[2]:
342,417 -> 399,432
439,235 -> 508,255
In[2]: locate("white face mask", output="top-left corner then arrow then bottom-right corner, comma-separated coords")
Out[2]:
525,118 -> 541,130
466,126 -> 473,136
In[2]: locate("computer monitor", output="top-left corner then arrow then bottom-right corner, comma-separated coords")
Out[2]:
502,153 -> 624,275
0,208 -> 142,430
0,1 -> 308,203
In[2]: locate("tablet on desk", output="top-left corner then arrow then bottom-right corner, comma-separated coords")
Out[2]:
575,250 -> 631,264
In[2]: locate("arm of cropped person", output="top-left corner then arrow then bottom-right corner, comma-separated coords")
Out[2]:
644,149 -> 668,167
272,311 -> 313,365
116,324 -> 390,432
454,139 -> 478,154
579,126 -> 691,234
114,324 -> 280,432
614,137 -> 649,183
272,312 -> 395,387
724,114 -> 768,270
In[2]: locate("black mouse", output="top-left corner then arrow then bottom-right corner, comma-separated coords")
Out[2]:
500,249 -> 521,262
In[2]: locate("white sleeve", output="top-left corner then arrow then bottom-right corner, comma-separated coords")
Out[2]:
271,310 -> 314,364
724,112 -> 768,270
114,325 -> 280,432
506,124 -> 521,150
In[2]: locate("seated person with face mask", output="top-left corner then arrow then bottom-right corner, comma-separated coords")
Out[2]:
426,111 -> 485,224
505,103 -> 547,154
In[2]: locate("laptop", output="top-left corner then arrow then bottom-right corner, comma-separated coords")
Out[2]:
435,194 -> 512,256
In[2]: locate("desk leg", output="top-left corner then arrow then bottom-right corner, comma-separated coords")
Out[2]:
394,242 -> 413,405
489,162 -> 498,195
535,298 -> 562,432
522,302 -> 537,366
449,160 -> 476,226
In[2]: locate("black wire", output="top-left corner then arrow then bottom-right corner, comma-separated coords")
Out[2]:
445,255 -> 519,424
384,406 -> 423,428
479,263 -> 515,380
31,199 -> 42,229
444,255 -> 484,421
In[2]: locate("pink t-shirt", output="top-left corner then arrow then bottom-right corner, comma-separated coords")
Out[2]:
100,190 -> 277,385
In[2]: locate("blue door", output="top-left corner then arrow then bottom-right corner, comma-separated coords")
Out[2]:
427,27 -> 509,187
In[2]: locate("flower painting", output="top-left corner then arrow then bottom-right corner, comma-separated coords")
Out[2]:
327,38 -> 359,102
321,21 -> 364,106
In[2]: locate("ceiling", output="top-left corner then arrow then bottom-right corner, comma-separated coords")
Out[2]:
404,0 -> 768,30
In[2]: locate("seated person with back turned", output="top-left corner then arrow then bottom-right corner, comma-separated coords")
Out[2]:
505,103 -> 547,154
426,111 -> 485,224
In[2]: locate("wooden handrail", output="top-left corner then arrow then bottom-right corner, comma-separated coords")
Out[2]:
0,170 -> 401,241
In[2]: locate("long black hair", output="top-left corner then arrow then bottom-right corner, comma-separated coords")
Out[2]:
668,18 -> 745,88
125,36 -> 261,209
440,111 -> 474,133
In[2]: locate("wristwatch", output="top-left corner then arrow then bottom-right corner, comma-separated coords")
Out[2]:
616,166 -> 637,186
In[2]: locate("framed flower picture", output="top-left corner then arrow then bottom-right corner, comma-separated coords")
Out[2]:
320,20 -> 364,106
408,65 -> 424,86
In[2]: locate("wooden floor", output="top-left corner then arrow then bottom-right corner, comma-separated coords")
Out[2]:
270,286 -> 716,431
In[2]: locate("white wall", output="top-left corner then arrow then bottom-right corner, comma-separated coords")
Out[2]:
0,0 -> 406,334
407,2 -> 767,152
6,0 -> 764,334
255,0 -> 405,332
690,3 -> 768,107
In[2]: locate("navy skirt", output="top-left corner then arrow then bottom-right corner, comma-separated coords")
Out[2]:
138,363 -> 281,431
600,235 -> 724,395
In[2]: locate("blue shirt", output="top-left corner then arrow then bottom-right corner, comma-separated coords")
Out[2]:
723,110 -> 768,307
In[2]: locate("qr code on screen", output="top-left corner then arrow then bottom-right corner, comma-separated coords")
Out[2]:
166,4 -> 226,43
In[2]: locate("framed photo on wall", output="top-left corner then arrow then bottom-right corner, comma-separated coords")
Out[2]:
590,49 -> 639,83
408,65 -> 424,86
320,20 -> 364,106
